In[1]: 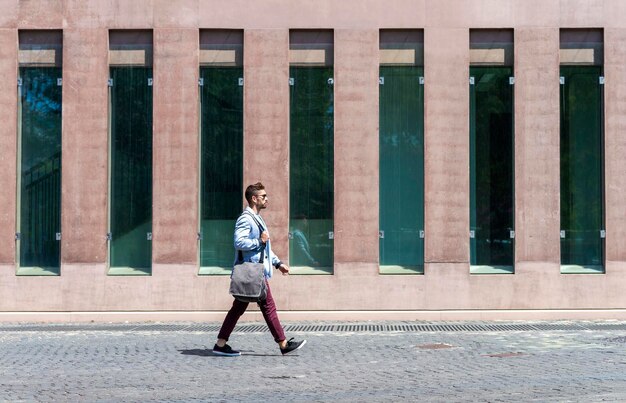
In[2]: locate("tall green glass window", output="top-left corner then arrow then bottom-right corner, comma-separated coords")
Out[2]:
108,31 -> 153,275
379,30 -> 424,274
199,67 -> 243,274
289,30 -> 334,274
559,29 -> 604,274
17,31 -> 63,275
198,30 -> 244,274
469,30 -> 515,274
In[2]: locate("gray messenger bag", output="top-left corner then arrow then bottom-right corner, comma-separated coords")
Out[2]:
229,213 -> 267,303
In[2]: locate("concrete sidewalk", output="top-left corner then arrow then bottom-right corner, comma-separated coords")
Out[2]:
0,321 -> 625,402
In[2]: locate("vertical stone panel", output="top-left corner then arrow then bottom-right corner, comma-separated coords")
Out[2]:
424,28 -> 469,263
0,0 -> 17,28
17,0 -> 63,28
333,29 -> 379,266
514,28 -> 560,264
604,28 -> 626,264
154,0 -> 197,28
0,29 -> 17,264
152,28 -> 199,264
243,30 -> 290,262
61,29 -> 109,263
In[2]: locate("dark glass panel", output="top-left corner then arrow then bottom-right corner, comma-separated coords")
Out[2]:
109,66 -> 153,270
19,67 -> 62,271
199,67 -> 243,268
289,66 -> 334,270
469,66 -> 514,269
379,65 -> 424,271
560,66 -> 604,270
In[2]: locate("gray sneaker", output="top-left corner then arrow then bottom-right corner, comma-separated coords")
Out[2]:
280,338 -> 307,355
212,344 -> 241,357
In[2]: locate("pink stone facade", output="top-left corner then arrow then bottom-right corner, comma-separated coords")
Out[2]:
1,0 -> 626,322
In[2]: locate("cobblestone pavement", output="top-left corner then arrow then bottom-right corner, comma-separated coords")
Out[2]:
1,321 -> 626,402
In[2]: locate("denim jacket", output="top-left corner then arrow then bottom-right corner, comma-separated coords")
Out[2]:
233,207 -> 281,278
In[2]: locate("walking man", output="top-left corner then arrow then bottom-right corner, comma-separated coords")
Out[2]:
213,182 -> 307,356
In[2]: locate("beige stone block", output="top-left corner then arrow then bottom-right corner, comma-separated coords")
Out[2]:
380,48 -> 422,65
199,49 -> 238,66
470,48 -> 507,65
61,29 -> 109,263
109,49 -> 152,66
18,48 -> 60,66
0,29 -> 17,264
559,48 -> 598,65
152,28 -> 199,265
289,48 -> 330,66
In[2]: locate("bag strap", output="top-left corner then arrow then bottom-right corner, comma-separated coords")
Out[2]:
237,211 -> 266,264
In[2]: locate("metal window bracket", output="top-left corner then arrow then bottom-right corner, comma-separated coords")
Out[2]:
419,230 -> 425,239
379,230 -> 384,239
288,232 -> 293,239
560,230 -> 566,239
198,78 -> 204,87
55,232 -> 61,241
289,77 -> 294,86
509,77 -> 515,85
559,77 -> 565,85
238,77 -> 244,86
197,232 -> 203,241
106,232 -> 112,241
419,76 -> 425,85
510,230 -> 515,239
327,78 -> 334,85
108,78 -> 114,87
328,231 -> 334,240
15,232 -> 20,241
147,232 -> 153,241
379,77 -> 384,85
17,78 -> 22,87
469,230 -> 475,239
600,230 -> 606,239
469,77 -> 475,85
147,78 -> 153,86
599,76 -> 605,85
57,78 -> 63,87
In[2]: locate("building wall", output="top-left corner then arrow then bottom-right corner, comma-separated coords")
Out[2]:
0,0 -> 625,321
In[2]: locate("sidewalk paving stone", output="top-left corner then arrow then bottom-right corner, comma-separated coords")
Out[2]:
0,321 -> 625,402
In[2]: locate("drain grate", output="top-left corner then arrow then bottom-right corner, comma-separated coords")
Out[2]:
1,322 -> 626,333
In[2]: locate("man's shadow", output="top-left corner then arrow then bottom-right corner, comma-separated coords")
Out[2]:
178,349 -> 284,357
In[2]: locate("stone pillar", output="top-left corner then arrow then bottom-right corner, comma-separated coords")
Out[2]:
243,30 -> 290,262
0,29 -> 17,264
514,28 -> 560,266
424,28 -> 470,264
61,28 -> 109,264
333,29 -> 379,270
152,28 -> 199,265
604,28 -> 626,268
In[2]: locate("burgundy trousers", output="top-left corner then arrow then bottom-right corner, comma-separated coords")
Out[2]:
217,280 -> 286,343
